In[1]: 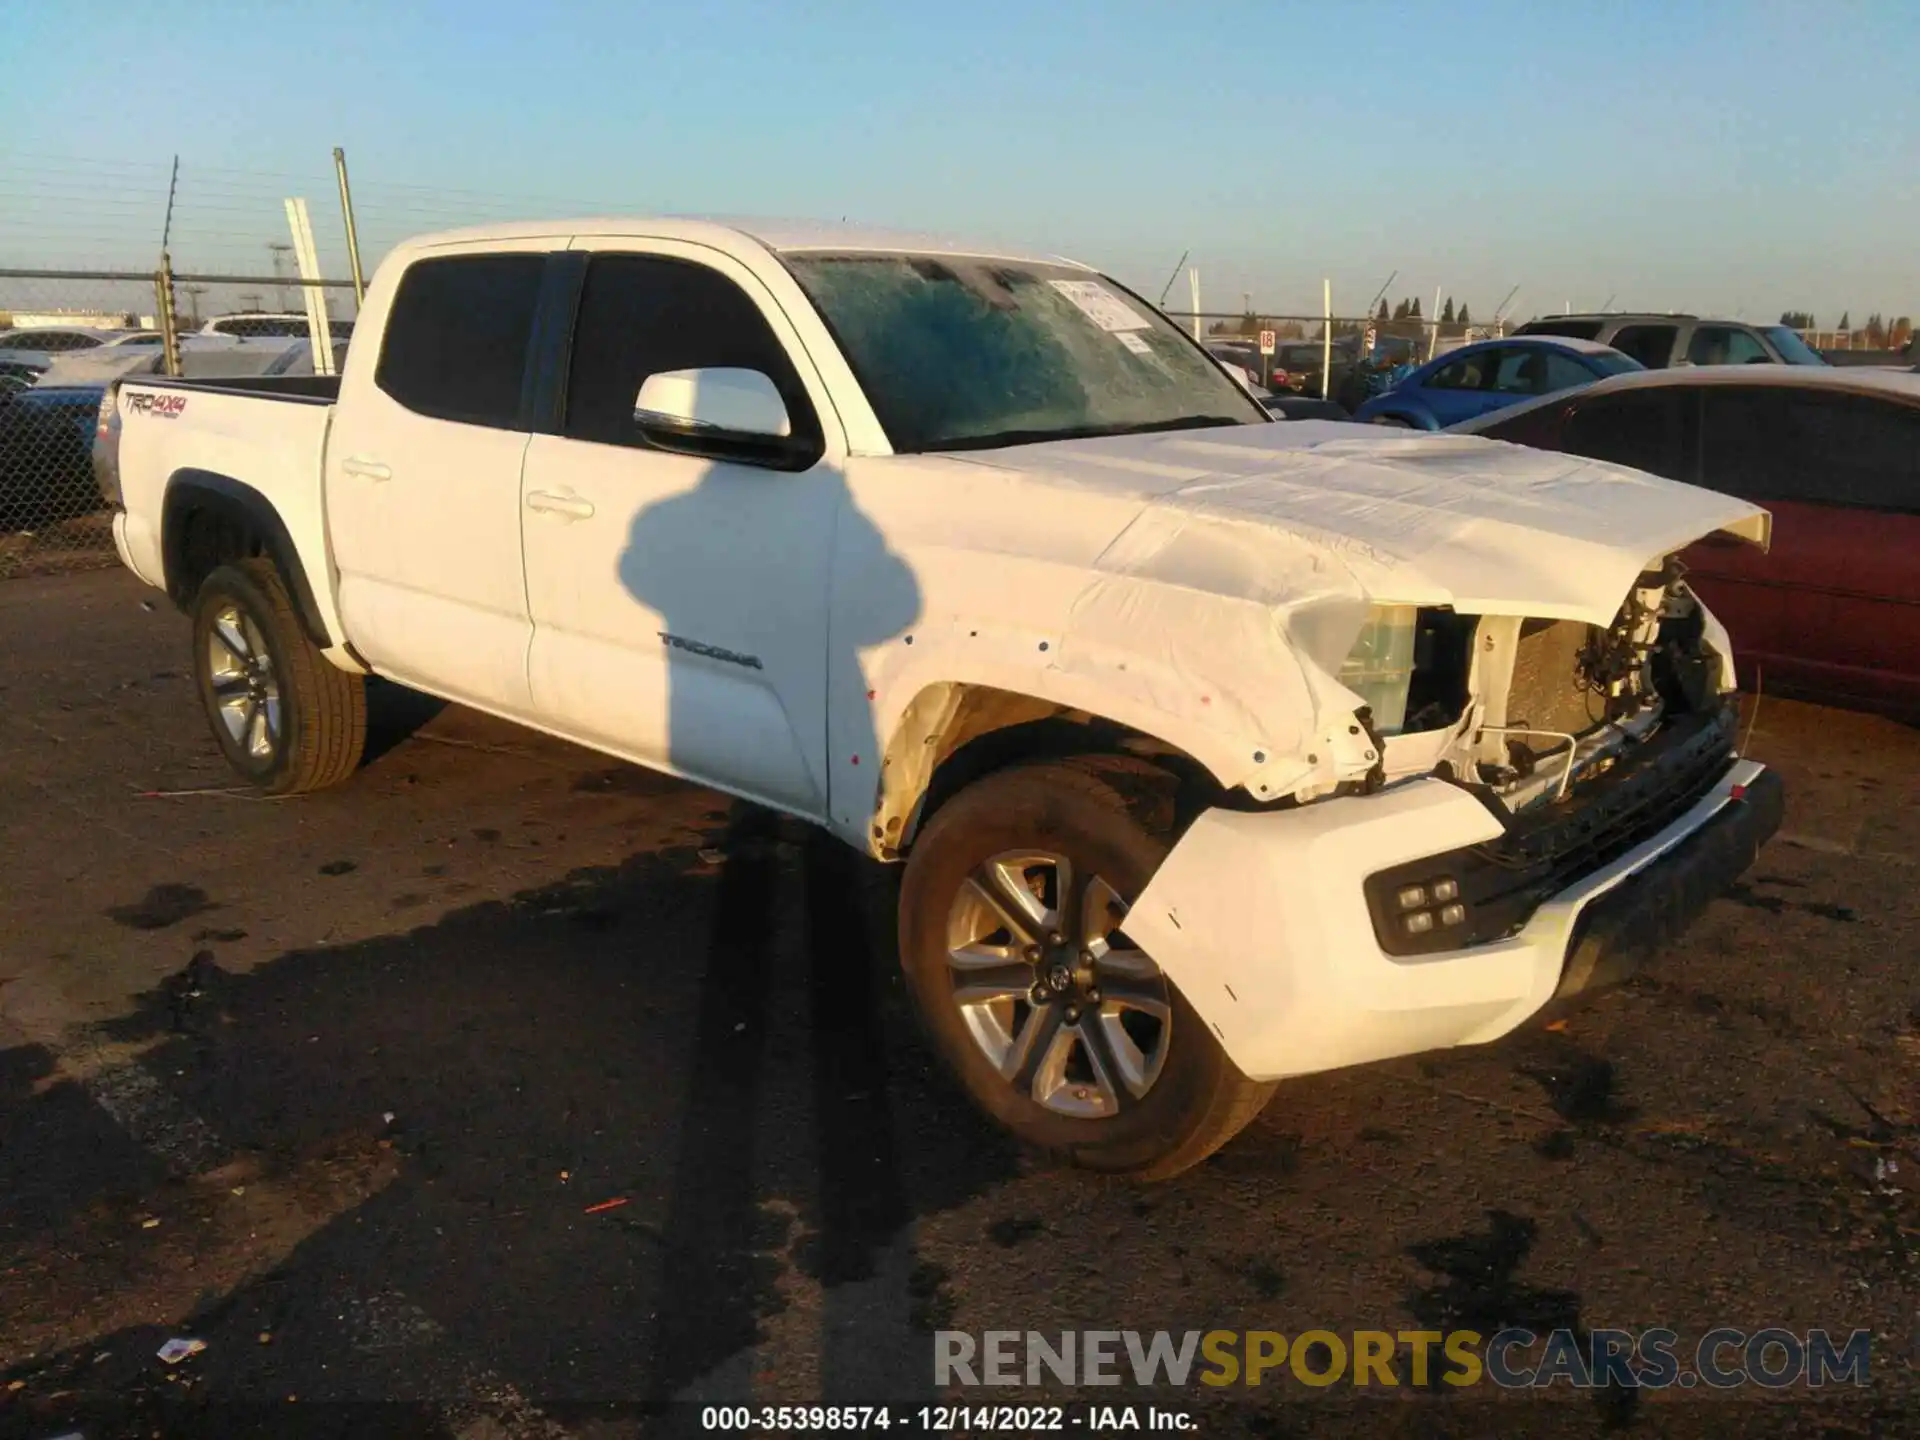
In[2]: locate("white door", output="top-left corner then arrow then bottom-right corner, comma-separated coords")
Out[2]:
326,245 -> 552,714
519,248 -> 842,817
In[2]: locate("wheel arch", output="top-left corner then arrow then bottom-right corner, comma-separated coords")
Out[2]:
161,469 -> 332,649
870,680 -> 1245,859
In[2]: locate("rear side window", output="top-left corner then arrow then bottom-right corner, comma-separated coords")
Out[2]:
1561,390 -> 1689,479
376,254 -> 546,427
1426,351 -> 1493,390
563,253 -> 820,458
1516,319 -> 1603,341
1607,324 -> 1678,369
1701,387 -> 1920,511
6,331 -> 101,352
1686,326 -> 1770,366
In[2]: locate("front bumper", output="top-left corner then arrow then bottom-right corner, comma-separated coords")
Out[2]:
1124,753 -> 1780,1083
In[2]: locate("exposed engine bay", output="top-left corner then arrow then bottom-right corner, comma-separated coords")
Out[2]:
1377,559 -> 1733,817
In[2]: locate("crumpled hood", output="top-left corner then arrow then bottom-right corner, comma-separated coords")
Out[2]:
958,423 -> 1771,629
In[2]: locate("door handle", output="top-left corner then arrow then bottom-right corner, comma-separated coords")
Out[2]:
525,488 -> 596,520
340,456 -> 391,481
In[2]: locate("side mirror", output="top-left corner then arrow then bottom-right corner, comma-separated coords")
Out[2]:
634,367 -> 805,466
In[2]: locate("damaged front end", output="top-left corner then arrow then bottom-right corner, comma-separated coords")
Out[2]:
1355,561 -> 1749,956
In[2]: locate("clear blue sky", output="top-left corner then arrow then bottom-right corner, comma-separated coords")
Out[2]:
3,0 -> 1916,324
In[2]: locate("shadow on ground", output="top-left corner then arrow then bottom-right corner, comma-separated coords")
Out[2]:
2,804 -> 1019,1433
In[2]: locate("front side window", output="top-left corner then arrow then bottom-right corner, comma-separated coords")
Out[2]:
563,253 -> 821,461
1607,324 -> 1678,369
1686,326 -> 1770,366
10,331 -> 102,352
1702,387 -> 1920,510
375,254 -> 545,427
782,254 -> 1264,453
1426,350 -> 1495,390
1490,347 -> 1594,396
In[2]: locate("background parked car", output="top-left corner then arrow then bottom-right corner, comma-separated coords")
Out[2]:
5,339 -> 339,530
200,312 -> 355,340
1354,336 -> 1640,429
1514,312 -> 1828,370
0,385 -> 102,527
1457,366 -> 1920,719
1261,393 -> 1352,421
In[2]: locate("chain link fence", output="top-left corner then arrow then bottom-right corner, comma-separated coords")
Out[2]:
1163,311 -> 1507,409
0,273 -> 155,577
1,268 -> 354,579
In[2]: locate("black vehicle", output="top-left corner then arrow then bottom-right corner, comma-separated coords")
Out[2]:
1262,393 -> 1352,421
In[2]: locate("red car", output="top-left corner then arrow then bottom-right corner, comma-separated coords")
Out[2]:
1460,366 -> 1920,719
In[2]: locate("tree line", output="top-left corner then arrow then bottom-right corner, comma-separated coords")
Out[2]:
1780,310 -> 1913,348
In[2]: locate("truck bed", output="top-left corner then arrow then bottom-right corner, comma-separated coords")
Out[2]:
112,374 -> 345,645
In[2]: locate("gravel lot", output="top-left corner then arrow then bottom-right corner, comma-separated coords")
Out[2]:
1,569 -> 1914,1438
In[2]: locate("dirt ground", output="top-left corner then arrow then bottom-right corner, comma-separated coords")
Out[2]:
1,569 -> 1914,1439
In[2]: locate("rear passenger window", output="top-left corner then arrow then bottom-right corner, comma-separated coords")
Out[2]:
1517,319 -> 1604,341
1607,325 -> 1678,369
1701,388 -> 1920,511
376,254 -> 545,427
563,254 -> 820,458
1561,391 -> 1688,478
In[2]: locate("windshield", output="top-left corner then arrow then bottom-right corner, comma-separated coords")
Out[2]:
1758,326 -> 1828,366
783,254 -> 1265,453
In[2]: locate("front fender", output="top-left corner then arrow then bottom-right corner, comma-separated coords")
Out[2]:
849,615 -> 1374,852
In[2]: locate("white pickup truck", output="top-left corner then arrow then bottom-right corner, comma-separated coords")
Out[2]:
103,218 -> 1782,1177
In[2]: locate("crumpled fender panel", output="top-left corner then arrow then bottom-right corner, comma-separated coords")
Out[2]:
842,431 -> 1767,841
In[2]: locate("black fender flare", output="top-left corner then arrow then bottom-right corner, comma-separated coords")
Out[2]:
161,469 -> 332,648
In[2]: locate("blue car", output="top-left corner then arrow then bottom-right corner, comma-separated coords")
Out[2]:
1353,336 -> 1641,430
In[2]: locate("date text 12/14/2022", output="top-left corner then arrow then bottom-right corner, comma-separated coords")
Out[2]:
699,1405 -> 1195,1431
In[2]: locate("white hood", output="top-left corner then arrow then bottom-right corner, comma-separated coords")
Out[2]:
955,423 -> 1770,629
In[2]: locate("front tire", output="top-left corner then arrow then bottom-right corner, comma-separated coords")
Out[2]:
191,559 -> 366,794
899,762 -> 1274,1179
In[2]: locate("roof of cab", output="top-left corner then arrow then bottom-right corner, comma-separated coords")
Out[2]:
398,216 -> 1088,268
1573,363 -> 1920,399
1447,362 -> 1920,434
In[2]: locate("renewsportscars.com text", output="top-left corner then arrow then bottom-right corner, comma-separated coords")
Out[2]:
934,1328 -> 1872,1390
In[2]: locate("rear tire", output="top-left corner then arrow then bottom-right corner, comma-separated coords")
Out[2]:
191,559 -> 366,794
898,762 -> 1275,1179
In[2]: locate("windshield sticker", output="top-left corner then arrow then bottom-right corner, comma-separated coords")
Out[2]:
1116,331 -> 1153,355
1049,280 -> 1151,333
